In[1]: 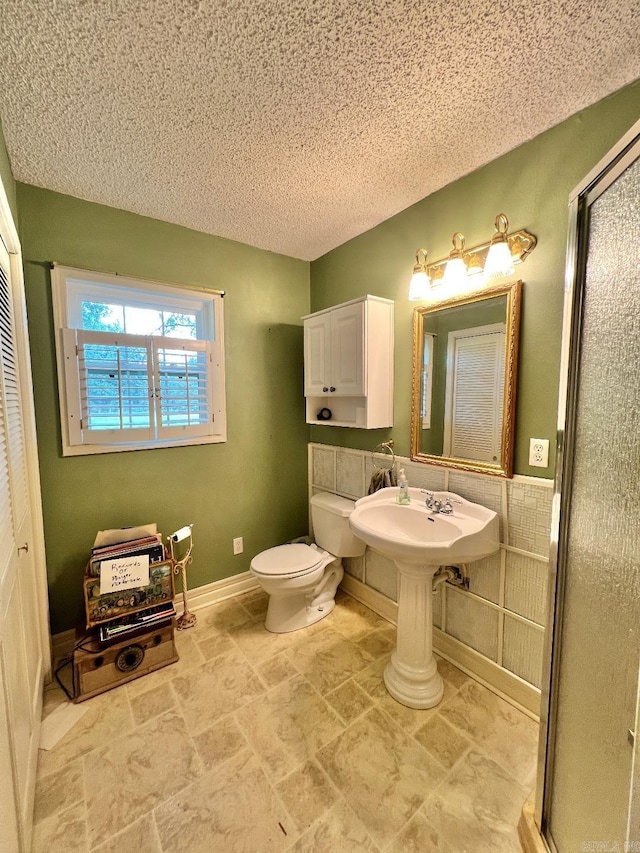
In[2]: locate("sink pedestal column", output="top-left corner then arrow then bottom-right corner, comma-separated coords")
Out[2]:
384,561 -> 443,709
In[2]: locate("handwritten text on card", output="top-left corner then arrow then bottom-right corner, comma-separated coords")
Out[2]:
100,554 -> 150,595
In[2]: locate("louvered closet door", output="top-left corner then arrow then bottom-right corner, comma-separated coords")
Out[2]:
0,238 -> 42,853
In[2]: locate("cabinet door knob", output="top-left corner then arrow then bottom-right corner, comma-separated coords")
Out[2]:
322,387 -> 328,392
18,542 -> 29,555
330,386 -> 336,392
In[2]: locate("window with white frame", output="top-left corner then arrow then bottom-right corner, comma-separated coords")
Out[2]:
51,265 -> 226,455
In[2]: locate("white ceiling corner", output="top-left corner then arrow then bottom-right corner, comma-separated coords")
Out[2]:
1,0 -> 638,261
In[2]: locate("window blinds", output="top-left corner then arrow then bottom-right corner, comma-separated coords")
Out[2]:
63,329 -> 214,445
0,261 -> 28,530
448,330 -> 505,462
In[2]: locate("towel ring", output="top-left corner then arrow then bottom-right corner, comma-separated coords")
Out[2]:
371,440 -> 395,472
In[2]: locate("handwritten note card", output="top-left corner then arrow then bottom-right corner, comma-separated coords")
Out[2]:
100,554 -> 150,595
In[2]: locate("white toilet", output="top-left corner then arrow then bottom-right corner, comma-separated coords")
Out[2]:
250,492 -> 365,633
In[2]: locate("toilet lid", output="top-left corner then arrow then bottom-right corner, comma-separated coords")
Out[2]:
251,544 -> 323,577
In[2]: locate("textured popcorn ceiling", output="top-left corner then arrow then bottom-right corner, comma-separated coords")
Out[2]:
1,1 -> 638,260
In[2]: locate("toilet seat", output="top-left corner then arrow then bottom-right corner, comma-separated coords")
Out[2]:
250,543 -> 327,579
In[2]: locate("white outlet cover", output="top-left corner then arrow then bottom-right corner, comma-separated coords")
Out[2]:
529,438 -> 549,468
233,537 -> 244,555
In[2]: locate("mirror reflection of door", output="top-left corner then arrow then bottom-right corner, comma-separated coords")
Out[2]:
443,323 -> 506,462
411,280 -> 521,478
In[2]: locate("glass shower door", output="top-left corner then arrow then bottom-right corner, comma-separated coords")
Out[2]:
541,125 -> 640,851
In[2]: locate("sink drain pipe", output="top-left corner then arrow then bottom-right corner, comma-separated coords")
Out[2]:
432,563 -> 470,593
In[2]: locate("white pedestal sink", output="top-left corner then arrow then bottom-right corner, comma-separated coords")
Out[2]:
349,487 -> 499,709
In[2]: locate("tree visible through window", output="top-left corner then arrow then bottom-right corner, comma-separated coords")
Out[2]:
81,301 -> 198,338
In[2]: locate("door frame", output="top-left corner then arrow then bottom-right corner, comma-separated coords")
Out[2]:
536,116 -> 640,844
0,177 -> 51,683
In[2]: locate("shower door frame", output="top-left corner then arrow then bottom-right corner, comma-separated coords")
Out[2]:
536,115 -> 640,848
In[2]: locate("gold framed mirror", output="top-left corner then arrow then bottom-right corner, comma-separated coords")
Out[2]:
410,280 -> 522,477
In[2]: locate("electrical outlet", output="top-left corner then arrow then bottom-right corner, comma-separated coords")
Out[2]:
529,438 -> 549,468
233,537 -> 243,555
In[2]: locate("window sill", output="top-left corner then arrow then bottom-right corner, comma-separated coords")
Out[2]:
61,433 -> 227,456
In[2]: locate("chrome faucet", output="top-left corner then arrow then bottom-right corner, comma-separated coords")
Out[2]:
422,491 -> 460,515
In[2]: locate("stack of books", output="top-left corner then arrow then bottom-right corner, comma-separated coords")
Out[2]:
88,533 -> 166,577
98,601 -> 176,641
85,524 -> 176,643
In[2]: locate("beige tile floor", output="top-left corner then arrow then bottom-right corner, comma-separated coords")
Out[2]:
34,590 -> 538,852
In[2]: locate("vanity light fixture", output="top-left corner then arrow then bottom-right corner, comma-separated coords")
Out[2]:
484,213 -> 516,279
466,252 -> 484,278
408,213 -> 536,299
442,233 -> 468,288
408,248 -> 432,301
508,233 -> 526,262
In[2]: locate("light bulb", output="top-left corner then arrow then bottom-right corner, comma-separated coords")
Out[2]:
443,257 -> 467,287
442,232 -> 468,288
485,213 -> 515,278
484,240 -> 515,278
408,269 -> 431,301
408,249 -> 431,301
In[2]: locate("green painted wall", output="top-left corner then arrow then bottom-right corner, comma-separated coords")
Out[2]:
310,81 -> 640,476
0,118 -> 18,227
9,80 -> 640,633
17,184 -> 310,633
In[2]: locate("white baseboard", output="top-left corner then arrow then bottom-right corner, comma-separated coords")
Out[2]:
175,571 -> 259,615
432,629 -> 541,719
340,574 -> 541,720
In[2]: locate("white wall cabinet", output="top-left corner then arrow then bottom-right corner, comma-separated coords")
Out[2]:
303,295 -> 393,428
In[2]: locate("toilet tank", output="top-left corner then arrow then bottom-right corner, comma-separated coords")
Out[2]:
310,493 -> 366,557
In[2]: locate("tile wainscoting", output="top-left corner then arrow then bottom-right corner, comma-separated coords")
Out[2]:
309,443 -> 552,717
